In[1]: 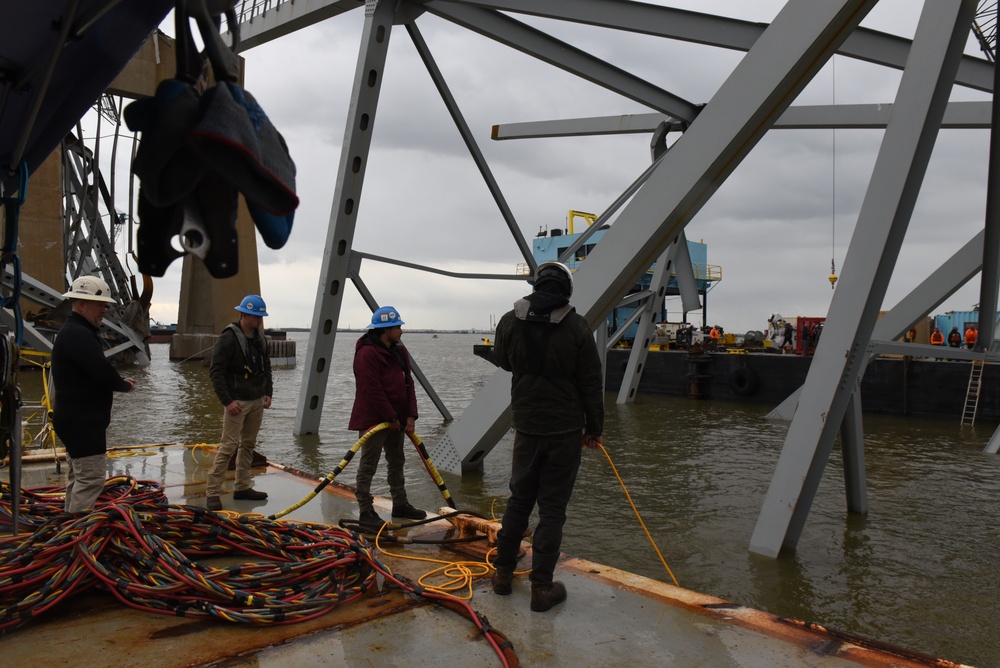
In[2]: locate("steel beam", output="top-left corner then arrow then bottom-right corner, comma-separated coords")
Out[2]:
617,245 -> 673,405
491,101 -> 992,141
406,22 -> 534,268
233,0 -> 362,51
295,0 -> 399,435
444,0 -> 993,92
423,1 -> 699,120
750,0 -> 977,558
432,0 -> 878,476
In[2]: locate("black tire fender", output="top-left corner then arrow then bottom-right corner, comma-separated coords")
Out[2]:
730,367 -> 760,396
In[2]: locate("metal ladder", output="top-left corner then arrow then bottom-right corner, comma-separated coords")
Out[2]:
961,359 -> 985,427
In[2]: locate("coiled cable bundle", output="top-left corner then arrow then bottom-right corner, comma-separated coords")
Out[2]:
0,498 -> 382,631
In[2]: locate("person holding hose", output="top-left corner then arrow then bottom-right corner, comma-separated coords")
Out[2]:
350,305 -> 426,530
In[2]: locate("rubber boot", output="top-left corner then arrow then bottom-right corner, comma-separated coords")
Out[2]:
530,581 -> 567,612
493,568 -> 513,595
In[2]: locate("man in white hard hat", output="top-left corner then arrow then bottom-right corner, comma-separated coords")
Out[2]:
206,294 -> 273,511
52,275 -> 137,513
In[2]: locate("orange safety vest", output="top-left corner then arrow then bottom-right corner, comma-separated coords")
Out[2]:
930,331 -> 945,345
965,328 -> 978,345
709,328 -> 719,340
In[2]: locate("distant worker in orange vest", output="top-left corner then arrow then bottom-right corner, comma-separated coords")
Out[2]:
965,325 -> 978,350
930,327 -> 945,346
709,325 -> 719,350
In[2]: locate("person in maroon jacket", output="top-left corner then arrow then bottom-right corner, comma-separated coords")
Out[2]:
349,305 -> 426,529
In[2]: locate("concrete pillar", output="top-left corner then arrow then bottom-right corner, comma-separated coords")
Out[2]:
17,151 -> 65,316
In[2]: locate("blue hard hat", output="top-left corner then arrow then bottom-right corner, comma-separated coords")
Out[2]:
369,306 -> 404,329
235,294 -> 268,316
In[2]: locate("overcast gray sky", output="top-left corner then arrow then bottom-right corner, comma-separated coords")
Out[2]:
139,1 -> 993,334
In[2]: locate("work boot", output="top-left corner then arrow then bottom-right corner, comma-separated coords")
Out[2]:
233,488 -> 268,500
530,581 -> 567,612
492,568 -> 513,595
206,495 -> 222,511
391,501 -> 427,520
358,509 -> 386,531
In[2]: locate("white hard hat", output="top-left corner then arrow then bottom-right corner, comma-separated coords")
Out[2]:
533,261 -> 574,297
62,276 -> 116,303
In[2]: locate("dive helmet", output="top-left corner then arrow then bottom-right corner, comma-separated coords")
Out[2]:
369,306 -> 404,329
62,275 -> 117,303
533,261 -> 574,297
235,294 -> 269,317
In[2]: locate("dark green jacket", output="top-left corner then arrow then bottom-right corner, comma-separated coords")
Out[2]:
494,298 -> 604,437
210,323 -> 273,405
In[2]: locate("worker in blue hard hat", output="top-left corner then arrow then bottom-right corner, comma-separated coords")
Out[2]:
349,305 -> 426,529
205,294 -> 273,511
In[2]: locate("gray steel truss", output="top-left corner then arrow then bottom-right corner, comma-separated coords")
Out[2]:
230,1 -> 1000,556
750,0 -> 977,557
294,0 -> 399,435
1,117 -> 149,365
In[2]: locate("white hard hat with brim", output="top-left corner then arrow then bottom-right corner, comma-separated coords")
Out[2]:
62,276 -> 117,303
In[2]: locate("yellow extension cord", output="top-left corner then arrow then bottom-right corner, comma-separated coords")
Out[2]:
381,441 -> 680,600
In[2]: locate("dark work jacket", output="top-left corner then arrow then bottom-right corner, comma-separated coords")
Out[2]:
51,311 -> 132,457
210,323 -> 273,405
494,298 -> 604,437
348,331 -> 418,432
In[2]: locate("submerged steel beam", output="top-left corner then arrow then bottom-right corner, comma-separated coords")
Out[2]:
295,0 -> 399,435
750,0 -> 977,558
617,246 -> 673,405
977,0 -> 1000,347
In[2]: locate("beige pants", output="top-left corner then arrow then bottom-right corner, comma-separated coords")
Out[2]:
206,397 -> 265,496
65,453 -> 107,513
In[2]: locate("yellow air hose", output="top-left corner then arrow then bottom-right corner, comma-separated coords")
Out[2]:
268,422 -> 457,520
598,443 -> 679,587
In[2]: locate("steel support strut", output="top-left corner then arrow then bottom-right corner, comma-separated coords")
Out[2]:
750,0 -> 977,557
